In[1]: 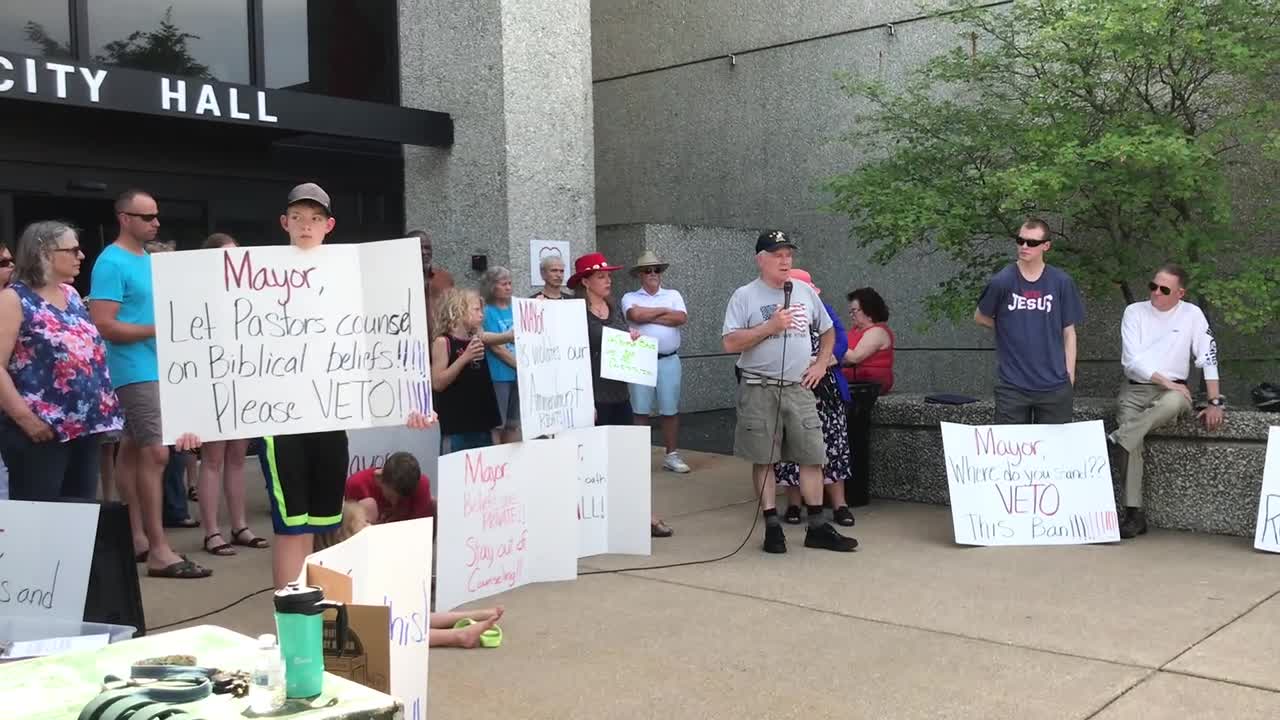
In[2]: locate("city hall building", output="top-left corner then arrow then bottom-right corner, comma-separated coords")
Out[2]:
3,2 -> 1199,411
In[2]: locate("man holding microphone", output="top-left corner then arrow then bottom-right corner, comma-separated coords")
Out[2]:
722,231 -> 858,554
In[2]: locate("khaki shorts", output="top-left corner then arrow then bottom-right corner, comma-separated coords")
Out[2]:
733,383 -> 826,466
115,381 -> 164,447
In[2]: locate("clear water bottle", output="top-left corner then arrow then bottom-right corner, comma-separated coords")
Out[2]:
250,633 -> 285,713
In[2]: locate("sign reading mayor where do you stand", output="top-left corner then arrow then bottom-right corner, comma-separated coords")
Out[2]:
153,238 -> 431,444
941,420 -> 1120,546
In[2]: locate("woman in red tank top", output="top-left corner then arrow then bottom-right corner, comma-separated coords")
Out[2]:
841,287 -> 895,394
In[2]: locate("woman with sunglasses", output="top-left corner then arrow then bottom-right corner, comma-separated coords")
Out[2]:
0,242 -> 13,288
0,221 -> 123,500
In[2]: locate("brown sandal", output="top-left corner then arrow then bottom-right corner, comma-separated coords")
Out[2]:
651,521 -> 674,538
232,527 -> 270,548
204,533 -> 236,556
148,559 -> 213,579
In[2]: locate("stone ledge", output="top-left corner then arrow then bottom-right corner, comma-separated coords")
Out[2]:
868,393 -> 1276,538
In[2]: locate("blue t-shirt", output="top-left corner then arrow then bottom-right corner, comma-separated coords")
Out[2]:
977,264 -> 1084,392
482,303 -> 517,382
89,244 -> 158,388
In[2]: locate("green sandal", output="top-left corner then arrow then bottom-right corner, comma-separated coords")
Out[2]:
453,618 -> 503,648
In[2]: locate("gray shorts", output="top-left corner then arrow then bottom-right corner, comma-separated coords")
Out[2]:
734,382 -> 826,466
493,381 -> 521,430
115,381 -> 164,447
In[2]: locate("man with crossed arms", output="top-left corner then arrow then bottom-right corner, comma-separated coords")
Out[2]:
1111,263 -> 1225,539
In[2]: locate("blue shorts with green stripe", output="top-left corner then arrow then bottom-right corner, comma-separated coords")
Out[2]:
263,430 -> 350,535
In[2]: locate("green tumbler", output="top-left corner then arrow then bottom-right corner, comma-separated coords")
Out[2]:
273,583 -> 348,699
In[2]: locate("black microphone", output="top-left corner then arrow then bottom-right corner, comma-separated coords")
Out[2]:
782,280 -> 793,309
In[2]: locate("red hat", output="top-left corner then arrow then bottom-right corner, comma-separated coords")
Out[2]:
567,252 -> 622,289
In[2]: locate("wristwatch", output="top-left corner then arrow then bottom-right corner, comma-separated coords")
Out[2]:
1208,396 -> 1227,408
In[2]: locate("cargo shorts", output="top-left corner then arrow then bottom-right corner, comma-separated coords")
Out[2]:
733,382 -> 826,466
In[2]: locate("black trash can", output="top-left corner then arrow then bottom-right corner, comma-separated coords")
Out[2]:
845,382 -> 882,507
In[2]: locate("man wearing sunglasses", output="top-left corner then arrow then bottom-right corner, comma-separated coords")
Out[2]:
622,250 -> 691,474
1111,263 -> 1223,539
975,217 -> 1084,424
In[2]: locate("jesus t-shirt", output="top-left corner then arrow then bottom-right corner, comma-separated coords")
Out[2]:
977,264 -> 1084,392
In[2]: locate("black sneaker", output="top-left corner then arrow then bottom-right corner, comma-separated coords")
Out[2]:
804,523 -> 858,552
783,505 -> 803,524
833,506 -> 855,527
1119,507 -> 1148,539
763,524 -> 787,554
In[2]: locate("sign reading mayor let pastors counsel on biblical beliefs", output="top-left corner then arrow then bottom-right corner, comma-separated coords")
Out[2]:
153,238 -> 431,444
941,420 -> 1120,546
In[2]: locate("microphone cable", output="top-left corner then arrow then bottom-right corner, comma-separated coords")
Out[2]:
581,280 -> 799,576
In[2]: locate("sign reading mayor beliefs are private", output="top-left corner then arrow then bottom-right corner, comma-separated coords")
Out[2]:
153,238 -> 431,444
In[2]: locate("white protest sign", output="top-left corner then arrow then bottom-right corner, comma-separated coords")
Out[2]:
941,420 -> 1120,545
600,327 -> 658,387
1253,427 -> 1280,552
529,240 -> 570,287
305,517 -> 433,720
153,238 -> 431,444
0,500 -> 100,620
563,426 -> 652,558
347,425 -> 441,497
435,438 -> 578,611
512,298 -> 593,437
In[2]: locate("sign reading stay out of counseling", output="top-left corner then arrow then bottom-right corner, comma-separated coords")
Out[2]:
152,238 -> 431,444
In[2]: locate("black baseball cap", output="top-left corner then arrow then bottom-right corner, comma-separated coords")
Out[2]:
755,230 -> 797,254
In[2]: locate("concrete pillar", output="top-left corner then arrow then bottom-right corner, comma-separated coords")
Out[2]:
399,0 -> 596,296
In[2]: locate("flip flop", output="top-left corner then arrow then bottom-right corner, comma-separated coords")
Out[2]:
148,560 -> 213,579
453,618 -> 503,648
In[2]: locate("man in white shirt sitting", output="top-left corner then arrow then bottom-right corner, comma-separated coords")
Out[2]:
1111,263 -> 1226,539
621,251 -> 691,473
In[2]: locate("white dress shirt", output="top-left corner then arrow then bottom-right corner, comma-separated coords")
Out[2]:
1120,300 -> 1219,383
621,286 -> 687,356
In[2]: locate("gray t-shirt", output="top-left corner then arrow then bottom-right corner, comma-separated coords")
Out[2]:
722,278 -> 833,383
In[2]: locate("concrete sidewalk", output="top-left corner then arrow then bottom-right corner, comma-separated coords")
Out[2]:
142,449 -> 1280,719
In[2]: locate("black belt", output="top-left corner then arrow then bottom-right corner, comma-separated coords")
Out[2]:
658,351 -> 678,359
1129,379 -> 1186,385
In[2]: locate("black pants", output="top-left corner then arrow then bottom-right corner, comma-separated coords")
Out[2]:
595,399 -> 634,426
2,433 -> 102,501
993,382 -> 1074,424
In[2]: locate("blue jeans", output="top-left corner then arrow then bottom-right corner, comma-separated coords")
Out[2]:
443,432 -> 491,454
0,433 -> 102,502
162,448 -> 192,524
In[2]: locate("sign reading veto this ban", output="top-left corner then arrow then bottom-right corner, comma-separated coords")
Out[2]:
941,420 -> 1120,546
1253,427 -> 1280,553
152,238 -> 431,444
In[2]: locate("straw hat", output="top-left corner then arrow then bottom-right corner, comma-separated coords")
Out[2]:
629,250 -> 670,276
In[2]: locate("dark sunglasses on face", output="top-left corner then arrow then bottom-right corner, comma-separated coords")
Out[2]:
0,258 -> 12,268
640,267 -> 663,275
1148,282 -> 1173,295
123,212 -> 159,222
1015,237 -> 1047,247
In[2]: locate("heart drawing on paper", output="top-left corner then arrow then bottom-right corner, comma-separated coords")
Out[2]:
537,246 -> 563,260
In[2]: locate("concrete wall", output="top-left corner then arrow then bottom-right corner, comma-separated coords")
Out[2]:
590,1 -> 1274,411
400,0 -> 596,298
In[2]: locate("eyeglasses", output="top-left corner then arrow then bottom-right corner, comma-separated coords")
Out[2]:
53,245 -> 82,255
0,259 -> 12,268
123,212 -> 160,223
1015,237 -> 1047,247
1148,281 -> 1173,295
640,267 -> 663,275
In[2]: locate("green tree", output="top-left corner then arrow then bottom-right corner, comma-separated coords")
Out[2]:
825,0 -> 1280,333
94,6 -> 212,79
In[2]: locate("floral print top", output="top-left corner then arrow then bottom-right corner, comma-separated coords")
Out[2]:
6,282 -> 123,441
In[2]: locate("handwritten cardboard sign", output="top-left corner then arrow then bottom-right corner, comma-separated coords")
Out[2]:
304,517 -> 433,720
1253,427 -> 1280,553
435,438 -> 578,611
512,298 -> 593,437
562,426 -> 653,558
941,420 -> 1120,546
152,237 -> 432,444
0,500 -> 100,621
529,240 -> 570,287
347,425 -> 441,497
600,327 -> 658,387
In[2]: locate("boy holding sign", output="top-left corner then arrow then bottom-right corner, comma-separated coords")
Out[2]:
178,184 -> 436,588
